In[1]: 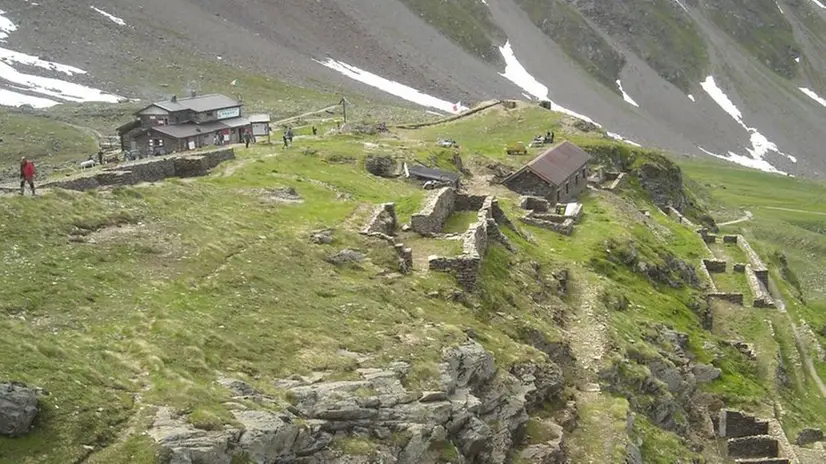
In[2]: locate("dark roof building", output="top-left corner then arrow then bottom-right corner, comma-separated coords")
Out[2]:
405,163 -> 461,187
503,141 -> 592,203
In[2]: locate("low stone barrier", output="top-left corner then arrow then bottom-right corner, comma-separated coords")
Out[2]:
703,259 -> 727,273
44,148 -> 235,192
746,265 -> 775,308
520,214 -> 574,236
455,193 -> 488,212
708,293 -> 744,305
411,187 -> 455,236
733,263 -> 747,273
719,410 -> 769,438
699,260 -> 717,292
737,236 -> 769,287
727,436 -> 779,459
361,203 -> 397,236
604,172 -> 627,191
723,235 -> 739,244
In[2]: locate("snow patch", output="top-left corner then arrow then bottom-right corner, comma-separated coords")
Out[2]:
0,88 -> 57,108
0,10 -> 16,41
0,47 -> 86,75
90,6 -> 126,26
0,61 -> 123,103
616,79 -> 639,107
315,58 -> 468,114
776,1 -> 784,13
800,87 -> 826,107
671,0 -> 689,12
698,146 -> 787,175
807,0 -> 825,9
700,75 -> 795,167
607,132 -> 642,147
688,94 -> 695,102
795,56 -> 801,63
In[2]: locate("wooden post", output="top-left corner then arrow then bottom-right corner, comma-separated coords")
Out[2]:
340,97 -> 347,124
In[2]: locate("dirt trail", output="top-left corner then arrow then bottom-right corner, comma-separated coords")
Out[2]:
568,277 -> 610,379
717,210 -> 752,226
764,207 -> 826,216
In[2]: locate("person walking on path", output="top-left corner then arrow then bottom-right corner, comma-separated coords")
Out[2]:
312,126 -> 318,136
244,131 -> 252,148
286,126 -> 294,144
19,157 -> 36,196
283,131 -> 289,148
97,150 -> 104,165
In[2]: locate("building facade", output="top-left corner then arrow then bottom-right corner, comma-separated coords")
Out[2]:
118,93 -> 257,157
503,141 -> 591,203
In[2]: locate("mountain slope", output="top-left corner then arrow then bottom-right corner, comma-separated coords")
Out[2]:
0,0 -> 824,178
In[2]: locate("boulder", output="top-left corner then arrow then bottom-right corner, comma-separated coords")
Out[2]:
365,155 -> 400,178
326,249 -> 366,266
796,427 -> 824,446
0,382 -> 38,437
692,364 -> 722,383
310,229 -> 334,245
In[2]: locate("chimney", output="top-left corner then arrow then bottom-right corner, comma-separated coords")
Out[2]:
190,90 -> 196,98
171,95 -> 177,103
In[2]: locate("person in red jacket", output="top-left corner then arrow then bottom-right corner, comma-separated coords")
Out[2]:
19,157 -> 36,196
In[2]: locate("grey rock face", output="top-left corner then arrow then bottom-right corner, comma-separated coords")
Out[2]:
0,382 -> 38,437
150,341 -> 565,464
691,364 -> 721,383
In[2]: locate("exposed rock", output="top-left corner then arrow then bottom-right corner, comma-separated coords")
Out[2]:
626,442 -> 642,464
796,427 -> 824,446
365,155 -> 401,178
151,407 -> 239,464
691,364 -> 722,383
553,401 -> 579,432
0,382 -> 38,437
264,187 -> 303,203
360,203 -> 397,236
326,249 -> 366,266
310,229 -> 334,245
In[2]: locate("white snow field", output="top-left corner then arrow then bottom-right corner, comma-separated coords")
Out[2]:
316,58 -> 468,114
700,75 -> 796,172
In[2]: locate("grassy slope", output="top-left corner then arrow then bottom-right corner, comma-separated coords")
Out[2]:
514,0 -> 625,92
398,0 -> 505,64
703,0 -> 801,79
1,100 -> 826,463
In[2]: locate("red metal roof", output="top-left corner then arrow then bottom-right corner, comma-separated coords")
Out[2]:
506,141 -> 591,186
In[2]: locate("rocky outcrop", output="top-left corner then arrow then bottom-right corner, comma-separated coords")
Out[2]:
44,148 -> 235,191
411,187 -> 455,236
604,239 -> 699,289
149,341 -> 565,464
634,160 -> 688,211
0,382 -> 38,437
364,155 -> 401,178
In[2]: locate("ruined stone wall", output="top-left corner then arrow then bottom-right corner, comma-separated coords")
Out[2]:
737,236 -> 769,287
723,235 -> 739,244
719,410 -> 769,438
703,259 -> 727,273
519,196 -> 550,212
746,265 -> 775,308
727,436 -> 779,458
666,206 -> 696,227
455,193 -> 487,212
361,203 -> 398,236
604,172 -> 627,191
699,260 -> 717,292
708,293 -> 745,305
733,263 -> 747,273
44,148 -> 235,192
411,187 -> 456,236
519,215 -> 574,236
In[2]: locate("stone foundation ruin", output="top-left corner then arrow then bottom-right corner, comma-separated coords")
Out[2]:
698,231 -> 775,308
518,196 -> 583,236
43,148 -> 235,192
718,410 -> 792,463
359,203 -> 414,274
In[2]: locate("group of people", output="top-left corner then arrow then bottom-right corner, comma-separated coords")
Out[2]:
281,126 -> 321,148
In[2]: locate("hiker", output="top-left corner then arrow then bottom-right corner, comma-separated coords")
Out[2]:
286,126 -> 294,144
312,126 -> 318,136
244,131 -> 252,148
283,132 -> 289,148
19,157 -> 36,196
97,150 -> 104,165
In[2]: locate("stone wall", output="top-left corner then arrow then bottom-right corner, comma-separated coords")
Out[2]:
703,259 -> 727,273
701,231 -> 718,244
455,193 -> 488,212
746,265 -> 775,308
708,293 -> 745,305
519,196 -> 550,212
665,206 -> 696,227
411,187 -> 456,236
604,172 -> 627,191
719,410 -> 770,438
44,148 -> 235,192
504,170 -> 557,200
361,203 -> 398,236
737,237 -> 770,288
723,235 -> 739,244
519,215 -> 574,236
727,436 -> 779,458
733,263 -> 747,273
699,260 -> 717,292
